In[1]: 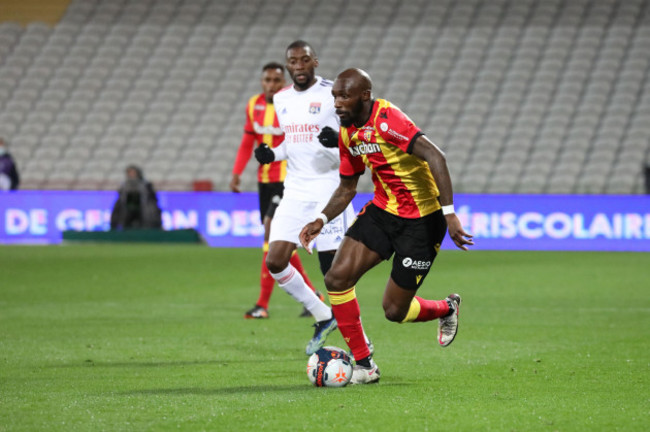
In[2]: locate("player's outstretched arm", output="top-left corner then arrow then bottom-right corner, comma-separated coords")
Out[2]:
411,136 -> 474,251
299,175 -> 360,254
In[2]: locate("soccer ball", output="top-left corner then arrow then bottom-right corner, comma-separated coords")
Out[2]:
306,346 -> 353,387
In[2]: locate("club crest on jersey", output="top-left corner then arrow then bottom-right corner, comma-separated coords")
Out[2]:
362,129 -> 374,142
309,102 -> 321,114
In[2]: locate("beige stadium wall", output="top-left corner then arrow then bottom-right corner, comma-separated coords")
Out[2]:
0,0 -> 72,25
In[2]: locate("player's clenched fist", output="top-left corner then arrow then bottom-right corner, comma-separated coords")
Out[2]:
317,126 -> 339,148
254,143 -> 275,164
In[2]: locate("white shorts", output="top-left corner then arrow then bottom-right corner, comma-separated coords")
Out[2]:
269,197 -> 356,252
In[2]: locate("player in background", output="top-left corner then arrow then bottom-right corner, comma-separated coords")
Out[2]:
230,62 -> 321,319
300,68 -> 474,384
254,41 -> 360,355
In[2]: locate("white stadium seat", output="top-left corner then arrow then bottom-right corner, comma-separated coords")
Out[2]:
0,0 -> 647,193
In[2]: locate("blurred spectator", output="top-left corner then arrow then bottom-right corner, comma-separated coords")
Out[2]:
0,137 -> 20,191
110,165 -> 162,230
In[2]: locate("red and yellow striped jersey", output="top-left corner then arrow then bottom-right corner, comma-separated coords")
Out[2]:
339,99 -> 441,218
232,93 -> 287,183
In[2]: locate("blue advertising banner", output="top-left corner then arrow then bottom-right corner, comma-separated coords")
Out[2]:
454,194 -> 650,252
1,191 -> 648,251
0,191 -> 267,248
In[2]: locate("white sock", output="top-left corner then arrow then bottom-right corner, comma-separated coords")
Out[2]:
270,264 -> 332,322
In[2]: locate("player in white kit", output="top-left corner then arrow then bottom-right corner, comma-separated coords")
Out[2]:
254,40 -> 356,355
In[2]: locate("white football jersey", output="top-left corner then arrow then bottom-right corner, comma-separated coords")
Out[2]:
272,76 -> 341,201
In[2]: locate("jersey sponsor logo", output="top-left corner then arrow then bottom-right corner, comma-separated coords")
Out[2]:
402,257 -> 432,270
387,128 -> 409,142
380,120 -> 410,142
253,122 -> 283,136
309,102 -> 321,114
283,123 -> 321,133
283,123 -> 320,143
348,142 -> 381,157
254,104 -> 266,111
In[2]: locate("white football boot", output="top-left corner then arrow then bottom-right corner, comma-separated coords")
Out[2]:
438,293 -> 461,347
350,358 -> 380,385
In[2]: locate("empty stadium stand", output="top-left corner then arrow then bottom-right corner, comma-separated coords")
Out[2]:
0,0 -> 648,193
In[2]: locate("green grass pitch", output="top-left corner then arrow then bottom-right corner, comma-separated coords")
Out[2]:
0,244 -> 648,431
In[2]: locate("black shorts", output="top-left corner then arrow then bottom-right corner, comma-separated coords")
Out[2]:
345,202 -> 447,290
258,182 -> 284,222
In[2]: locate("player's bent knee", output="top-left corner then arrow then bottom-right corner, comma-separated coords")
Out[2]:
383,304 -> 407,323
323,267 -> 350,292
323,270 -> 340,291
265,255 -> 288,274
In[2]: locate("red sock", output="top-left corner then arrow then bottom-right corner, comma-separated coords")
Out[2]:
329,288 -> 370,361
290,252 -> 316,292
256,250 -> 274,309
414,296 -> 450,322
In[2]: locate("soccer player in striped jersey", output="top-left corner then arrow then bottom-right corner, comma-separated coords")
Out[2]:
300,68 -> 474,384
230,62 -> 320,320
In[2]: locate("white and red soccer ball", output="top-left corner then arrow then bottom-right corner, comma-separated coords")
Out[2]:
306,346 -> 352,387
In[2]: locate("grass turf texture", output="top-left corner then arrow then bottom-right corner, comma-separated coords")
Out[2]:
0,245 -> 648,431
